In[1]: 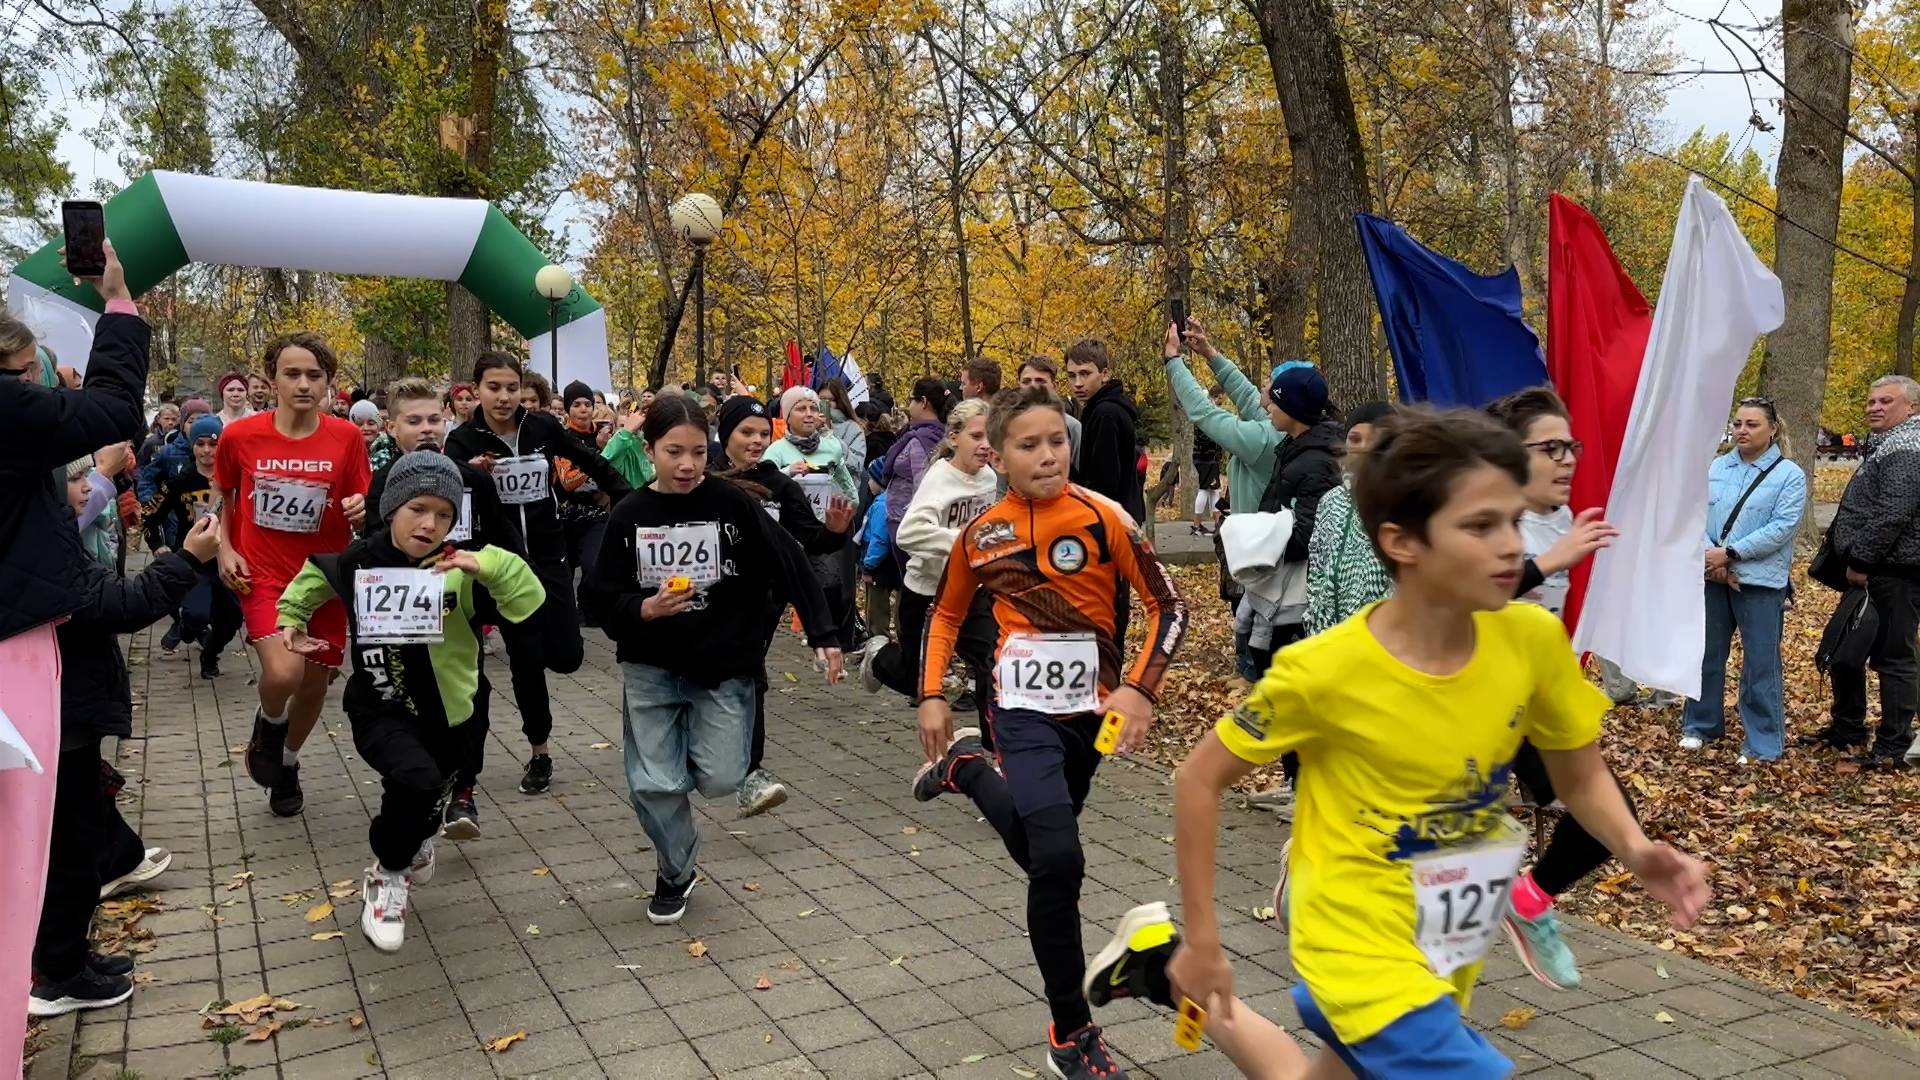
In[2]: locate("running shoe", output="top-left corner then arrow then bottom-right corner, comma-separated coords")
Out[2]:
159,623 -> 182,656
245,709 -> 286,788
1082,901 -> 1177,1009
736,769 -> 790,818
99,847 -> 172,900
1046,1022 -> 1128,1080
410,838 -> 437,886
269,763 -> 303,817
360,864 -> 412,953
27,969 -> 133,1018
911,727 -> 987,802
199,656 -> 220,679
1677,735 -> 1704,751
440,788 -> 480,841
1502,906 -> 1581,989
1272,837 -> 1292,932
519,754 -> 553,794
87,951 -> 135,978
857,635 -> 889,694
648,875 -> 696,925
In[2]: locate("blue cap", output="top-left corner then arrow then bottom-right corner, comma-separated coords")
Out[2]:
1267,365 -> 1329,425
188,415 -> 224,443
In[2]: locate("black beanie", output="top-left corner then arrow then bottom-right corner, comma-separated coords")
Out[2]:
716,395 -> 768,448
563,380 -> 594,408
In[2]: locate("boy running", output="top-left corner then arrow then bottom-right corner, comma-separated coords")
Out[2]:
215,333 -> 372,817
914,385 -> 1186,1080
1082,408 -> 1707,1079
278,452 -> 544,951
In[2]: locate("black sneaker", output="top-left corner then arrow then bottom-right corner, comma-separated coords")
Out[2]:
1860,746 -> 1913,771
440,788 -> 480,840
1046,1022 -> 1128,1080
1799,725 -> 1869,750
28,968 -> 133,1018
88,951 -> 135,978
519,754 -> 553,794
269,763 -> 303,817
245,709 -> 287,788
200,657 -> 220,679
1083,901 -> 1178,1009
911,728 -> 988,802
952,689 -> 976,713
648,875 -> 696,925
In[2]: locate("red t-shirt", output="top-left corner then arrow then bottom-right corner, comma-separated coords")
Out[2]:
214,411 -> 371,591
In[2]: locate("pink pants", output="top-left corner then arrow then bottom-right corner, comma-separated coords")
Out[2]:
0,625 -> 60,1080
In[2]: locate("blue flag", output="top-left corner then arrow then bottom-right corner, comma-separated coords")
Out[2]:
811,345 -> 844,391
1356,214 -> 1546,407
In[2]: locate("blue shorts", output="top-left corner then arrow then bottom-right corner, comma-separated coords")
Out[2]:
1291,984 -> 1511,1079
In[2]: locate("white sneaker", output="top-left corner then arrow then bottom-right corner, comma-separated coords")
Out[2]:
409,839 -> 436,886
1272,838 -> 1293,932
858,635 -> 889,694
1736,755 -> 1750,766
99,847 -> 172,900
360,865 -> 412,953
1678,736 -> 1704,751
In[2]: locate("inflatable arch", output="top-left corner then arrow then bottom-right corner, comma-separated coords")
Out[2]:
5,170 -> 610,389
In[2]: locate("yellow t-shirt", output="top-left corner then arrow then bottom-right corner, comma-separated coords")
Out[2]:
1215,601 -> 1608,1044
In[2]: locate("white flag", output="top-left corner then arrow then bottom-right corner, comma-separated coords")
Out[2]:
1571,176 -> 1784,699
842,354 -> 870,406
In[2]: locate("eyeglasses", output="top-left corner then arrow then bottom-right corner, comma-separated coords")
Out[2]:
1524,438 -> 1584,462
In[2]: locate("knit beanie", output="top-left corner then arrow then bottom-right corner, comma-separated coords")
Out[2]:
778,386 -> 819,420
716,396 -> 769,448
65,456 -> 93,482
180,397 -> 211,422
216,372 -> 248,396
349,399 -> 381,424
1268,365 -> 1330,425
563,380 -> 595,408
188,415 -> 224,443
379,451 -> 464,521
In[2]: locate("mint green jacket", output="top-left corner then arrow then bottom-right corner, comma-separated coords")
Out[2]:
1166,352 -> 1284,511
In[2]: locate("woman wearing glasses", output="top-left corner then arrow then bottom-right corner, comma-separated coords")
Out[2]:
1681,397 -> 1805,762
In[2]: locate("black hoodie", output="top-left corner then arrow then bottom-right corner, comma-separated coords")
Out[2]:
1072,379 -> 1147,523
445,405 -> 630,561
1259,418 -> 1346,563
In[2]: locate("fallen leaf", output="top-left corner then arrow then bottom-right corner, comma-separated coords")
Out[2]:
348,1013 -> 365,1029
763,1033 -> 774,1043
304,901 -> 334,924
1500,1007 -> 1534,1029
245,1021 -> 282,1042
525,924 -> 540,936
1654,1011 -> 1676,1024
688,941 -> 708,957
797,909 -> 817,918
901,826 -> 919,835
327,882 -> 357,900
1012,1067 -> 1040,1078
589,742 -> 613,750
742,881 -> 762,892
1655,961 -> 1669,980
484,1029 -> 527,1053
311,932 -> 344,941
754,975 -> 772,990
888,955 -> 906,966
278,891 -> 314,906
531,867 -> 551,876
614,964 -> 643,971
783,672 -> 798,683
221,994 -> 275,1017
1251,905 -> 1276,921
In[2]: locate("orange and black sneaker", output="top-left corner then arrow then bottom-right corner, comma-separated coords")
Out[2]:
1046,1021 -> 1128,1080
1082,901 -> 1177,1010
910,727 -> 989,802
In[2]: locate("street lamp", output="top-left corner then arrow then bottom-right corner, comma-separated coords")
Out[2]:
534,263 -> 574,386
669,193 -> 723,391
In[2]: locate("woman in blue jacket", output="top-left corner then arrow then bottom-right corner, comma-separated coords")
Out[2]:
1681,398 -> 1806,762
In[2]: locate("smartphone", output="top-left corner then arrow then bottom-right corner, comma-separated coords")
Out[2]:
1169,296 -> 1188,332
62,200 -> 107,277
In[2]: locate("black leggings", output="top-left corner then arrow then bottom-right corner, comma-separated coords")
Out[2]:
36,742 -> 145,981
871,589 -> 932,698
352,707 -> 461,872
1509,741 -> 1639,897
503,556 -> 584,747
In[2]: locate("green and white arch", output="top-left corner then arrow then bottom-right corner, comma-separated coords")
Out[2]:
5,170 -> 609,388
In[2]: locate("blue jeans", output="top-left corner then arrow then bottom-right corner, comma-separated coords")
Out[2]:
619,663 -> 754,887
1682,581 -> 1786,760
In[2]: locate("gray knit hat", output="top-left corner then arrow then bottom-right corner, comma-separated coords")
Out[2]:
380,451 -> 463,522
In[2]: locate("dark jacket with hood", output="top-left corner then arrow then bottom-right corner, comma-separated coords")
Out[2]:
58,548 -> 204,744
0,312 -> 151,644
1073,379 -> 1148,523
1259,418 -> 1345,564
1831,416 -> 1920,578
445,404 -> 630,562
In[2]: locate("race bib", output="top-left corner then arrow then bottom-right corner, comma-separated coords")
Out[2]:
190,494 -> 221,523
448,490 -> 473,542
353,568 -> 444,644
634,522 -> 722,588
252,476 -> 328,534
491,454 -> 550,505
797,473 -> 836,521
1411,819 -> 1527,977
996,633 -> 1100,714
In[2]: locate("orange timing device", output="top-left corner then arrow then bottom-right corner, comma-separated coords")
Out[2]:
1094,710 -> 1126,755
1174,997 -> 1206,1051
666,575 -> 692,593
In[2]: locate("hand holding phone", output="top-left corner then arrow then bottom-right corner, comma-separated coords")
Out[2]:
62,201 -> 107,278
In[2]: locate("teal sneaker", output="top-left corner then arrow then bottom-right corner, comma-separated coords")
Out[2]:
1502,907 -> 1581,989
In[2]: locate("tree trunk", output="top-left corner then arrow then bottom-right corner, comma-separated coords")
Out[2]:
1156,0 -> 1193,544
1898,112 -> 1920,378
363,334 -> 405,397
446,283 -> 492,379
1485,0 -> 1538,314
1265,206 -> 1313,364
1760,0 -> 1854,526
1246,0 -> 1380,405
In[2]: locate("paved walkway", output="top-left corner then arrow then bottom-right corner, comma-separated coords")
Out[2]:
39,623 -> 1920,1079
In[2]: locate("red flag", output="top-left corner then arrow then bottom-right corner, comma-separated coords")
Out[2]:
780,339 -> 808,392
1546,194 -> 1651,635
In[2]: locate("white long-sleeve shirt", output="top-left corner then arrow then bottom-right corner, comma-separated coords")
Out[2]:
897,458 -> 998,596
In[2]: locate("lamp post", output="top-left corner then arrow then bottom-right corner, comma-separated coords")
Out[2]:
534,263 -> 574,386
669,193 -> 723,390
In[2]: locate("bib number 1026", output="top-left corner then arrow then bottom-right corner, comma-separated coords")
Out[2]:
634,523 -> 721,588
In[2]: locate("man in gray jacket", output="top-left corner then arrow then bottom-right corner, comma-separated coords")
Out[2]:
1818,375 -> 1920,768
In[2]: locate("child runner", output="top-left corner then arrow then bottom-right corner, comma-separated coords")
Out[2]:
584,396 -> 843,925
278,452 -> 545,951
446,352 -> 631,795
913,385 -> 1185,1080
217,333 -> 372,817
355,378 -> 527,839
711,395 -> 857,817
144,413 -> 244,679
1082,408 -> 1708,1079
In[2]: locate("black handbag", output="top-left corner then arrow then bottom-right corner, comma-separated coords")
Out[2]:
1809,527 -> 1851,593
1816,587 -> 1878,673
